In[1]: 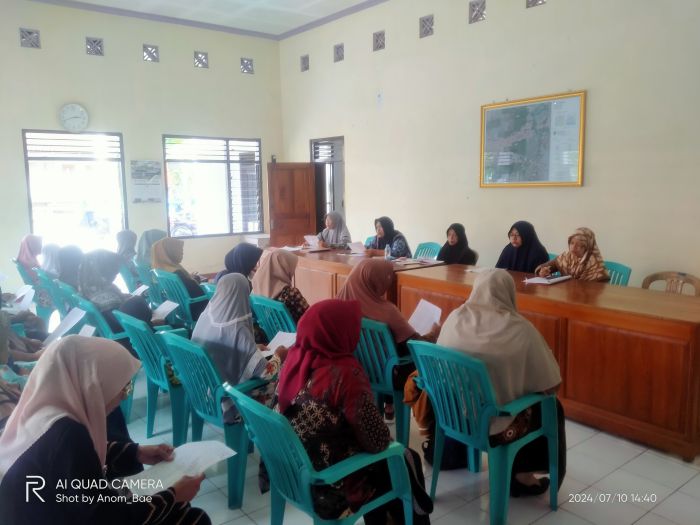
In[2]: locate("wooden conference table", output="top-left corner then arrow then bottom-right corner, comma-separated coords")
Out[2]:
293,250 -> 700,460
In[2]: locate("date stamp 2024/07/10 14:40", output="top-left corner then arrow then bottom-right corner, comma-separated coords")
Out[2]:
567,492 -> 658,504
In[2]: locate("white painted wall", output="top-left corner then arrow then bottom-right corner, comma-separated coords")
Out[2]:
279,0 -> 700,286
1,0 -> 283,288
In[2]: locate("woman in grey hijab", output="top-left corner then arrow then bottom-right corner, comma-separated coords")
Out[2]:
317,211 -> 352,247
135,229 -> 167,266
192,273 -> 287,420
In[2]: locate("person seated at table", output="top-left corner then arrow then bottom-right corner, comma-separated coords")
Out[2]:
275,299 -> 433,524
192,273 -> 287,422
437,269 -> 566,496
215,242 -> 263,285
40,243 -> 61,279
337,259 -> 439,420
79,250 -> 153,334
151,238 -> 208,321
0,336 -> 211,525
437,223 -> 478,265
57,245 -> 84,289
316,211 -> 352,247
116,229 -> 139,279
364,216 -> 412,258
251,250 -> 309,324
496,220 -> 549,274
534,227 -> 609,282
135,228 -> 167,267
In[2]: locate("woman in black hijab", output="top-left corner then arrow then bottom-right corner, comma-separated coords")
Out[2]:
364,216 -> 412,258
437,223 -> 478,265
495,220 -> 549,273
215,243 -> 263,285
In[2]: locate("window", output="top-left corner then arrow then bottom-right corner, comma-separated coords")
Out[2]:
23,130 -> 127,251
163,136 -> 263,237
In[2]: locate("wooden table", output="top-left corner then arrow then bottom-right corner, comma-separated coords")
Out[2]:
395,265 -> 700,461
293,250 -> 443,305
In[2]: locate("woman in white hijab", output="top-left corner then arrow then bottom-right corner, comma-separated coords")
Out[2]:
192,273 -> 287,422
317,211 -> 352,247
437,269 -> 566,497
0,336 -> 210,525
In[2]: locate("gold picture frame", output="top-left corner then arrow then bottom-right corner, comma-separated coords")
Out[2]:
480,91 -> 586,187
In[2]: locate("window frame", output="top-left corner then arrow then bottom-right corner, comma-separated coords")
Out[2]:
162,134 -> 264,239
22,129 -> 129,234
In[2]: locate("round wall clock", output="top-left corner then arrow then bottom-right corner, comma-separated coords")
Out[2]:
59,103 -> 89,132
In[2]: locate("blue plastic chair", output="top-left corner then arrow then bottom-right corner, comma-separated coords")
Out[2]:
414,242 -> 441,260
365,235 -> 374,247
35,269 -> 69,320
12,259 -> 54,324
159,332 -> 266,508
408,340 -> 558,525
152,269 -> 208,330
604,260 -> 631,286
224,384 -> 413,525
112,311 -> 189,446
249,294 -> 296,341
54,281 -> 80,314
119,263 -> 138,293
354,318 -> 412,446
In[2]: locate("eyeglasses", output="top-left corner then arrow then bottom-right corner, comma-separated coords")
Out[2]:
121,381 -> 134,399
509,233 -> 521,239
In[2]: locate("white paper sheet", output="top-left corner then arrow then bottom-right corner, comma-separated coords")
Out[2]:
262,331 -> 297,356
348,242 -> 366,254
14,284 -> 33,299
281,246 -> 302,252
78,324 -> 97,337
523,275 -> 572,285
44,307 -> 86,345
408,299 -> 442,336
13,288 -> 35,312
132,284 -> 149,296
303,235 -> 319,248
152,300 -> 179,321
124,441 -> 236,496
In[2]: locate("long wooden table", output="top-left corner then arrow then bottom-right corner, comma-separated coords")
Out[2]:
396,265 -> 700,461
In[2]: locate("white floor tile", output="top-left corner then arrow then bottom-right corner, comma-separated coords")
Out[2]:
621,452 -> 698,490
678,472 -> 700,500
652,492 -> 700,525
432,499 -> 489,524
634,513 -> 683,525
429,468 -> 490,503
531,508 -> 595,525
478,491 -> 553,525
591,469 -> 672,510
564,420 -> 599,449
221,516 -> 257,525
190,490 -> 244,525
558,476 -> 589,506
561,489 -> 646,525
568,433 -> 644,468
565,450 -> 621,486
240,474 -> 271,514
246,502 -> 314,525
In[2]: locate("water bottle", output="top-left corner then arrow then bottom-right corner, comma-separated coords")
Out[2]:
384,244 -> 392,260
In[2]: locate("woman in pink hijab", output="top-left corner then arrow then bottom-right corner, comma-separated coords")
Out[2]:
16,234 -> 42,281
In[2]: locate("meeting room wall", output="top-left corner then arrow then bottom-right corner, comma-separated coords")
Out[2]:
1,0 -> 283,288
278,0 -> 700,287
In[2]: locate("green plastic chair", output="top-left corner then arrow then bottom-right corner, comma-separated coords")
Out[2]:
200,282 -> 217,299
152,269 -> 208,330
414,242 -> 441,260
119,263 -> 138,293
547,252 -> 557,261
603,260 -> 631,286
365,235 -> 374,247
249,294 -> 296,341
35,269 -> 70,320
133,261 -> 163,308
112,311 -> 189,446
159,332 -> 266,509
224,384 -> 413,525
12,259 -> 54,324
55,281 -> 80,314
354,318 -> 412,446
408,340 -> 558,525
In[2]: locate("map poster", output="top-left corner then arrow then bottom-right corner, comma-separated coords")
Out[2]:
130,160 -> 163,203
480,91 -> 585,187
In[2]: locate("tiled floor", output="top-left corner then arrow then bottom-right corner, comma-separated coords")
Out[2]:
126,371 -> 700,525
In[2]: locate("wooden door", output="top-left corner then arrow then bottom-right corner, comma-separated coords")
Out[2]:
268,162 -> 316,247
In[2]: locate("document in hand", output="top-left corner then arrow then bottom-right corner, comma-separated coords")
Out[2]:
132,284 -> 149,296
10,285 -> 35,312
523,275 -> 572,285
348,242 -> 366,254
44,307 -> 87,345
152,300 -> 179,321
303,235 -> 319,248
262,331 -> 297,357
124,441 -> 236,496
408,299 -> 442,336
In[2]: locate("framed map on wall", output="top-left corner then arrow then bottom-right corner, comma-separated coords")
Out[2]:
480,91 -> 586,187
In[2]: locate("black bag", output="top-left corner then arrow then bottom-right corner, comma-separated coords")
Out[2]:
421,436 -> 469,470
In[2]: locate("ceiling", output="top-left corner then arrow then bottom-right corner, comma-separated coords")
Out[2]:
39,0 -> 388,39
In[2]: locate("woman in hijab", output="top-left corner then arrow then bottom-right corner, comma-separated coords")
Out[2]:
0,336 -> 210,525
151,238 -> 208,321
215,243 -> 263,285
364,216 -> 412,258
496,221 -> 549,274
16,234 -> 42,281
135,229 -> 167,267
437,269 -> 566,496
276,299 -> 432,524
57,245 -> 84,289
437,223 -> 478,265
535,227 -> 609,282
192,273 -> 286,421
317,211 -> 352,247
40,243 -> 61,278
251,250 -> 309,323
